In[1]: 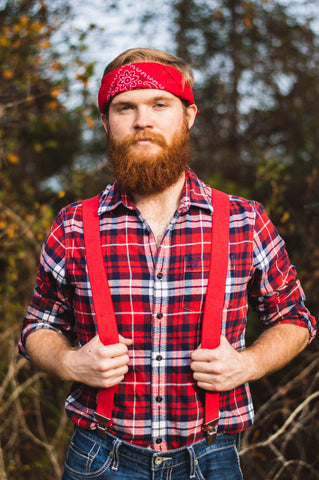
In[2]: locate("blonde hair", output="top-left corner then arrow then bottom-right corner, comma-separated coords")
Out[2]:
103,48 -> 194,88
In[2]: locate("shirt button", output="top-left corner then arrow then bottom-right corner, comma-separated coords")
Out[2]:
156,355 -> 162,361
145,229 -> 150,236
157,272 -> 163,279
157,313 -> 163,319
156,396 -> 162,403
156,437 -> 162,444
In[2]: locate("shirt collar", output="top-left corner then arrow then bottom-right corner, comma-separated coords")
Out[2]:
98,167 -> 213,216
98,182 -> 135,215
179,168 -> 213,214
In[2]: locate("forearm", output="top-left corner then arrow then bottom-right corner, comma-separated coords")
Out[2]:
25,329 -> 76,382
242,323 -> 309,382
25,329 -> 132,388
191,323 -> 309,392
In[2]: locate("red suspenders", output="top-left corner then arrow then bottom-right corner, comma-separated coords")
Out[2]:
82,188 -> 230,444
201,188 -> 230,443
82,194 -> 118,435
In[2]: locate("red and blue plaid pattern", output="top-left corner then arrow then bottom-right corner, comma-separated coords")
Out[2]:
19,168 -> 316,451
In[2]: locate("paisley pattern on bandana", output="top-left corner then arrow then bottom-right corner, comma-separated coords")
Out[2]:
98,62 -> 195,112
107,65 -> 165,104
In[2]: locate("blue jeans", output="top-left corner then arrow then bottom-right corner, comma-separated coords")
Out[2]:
62,427 -> 243,480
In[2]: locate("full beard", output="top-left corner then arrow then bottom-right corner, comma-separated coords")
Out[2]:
106,122 -> 191,196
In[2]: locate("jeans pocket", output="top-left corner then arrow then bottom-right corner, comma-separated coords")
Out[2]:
196,443 -> 243,480
64,430 -> 113,478
193,464 -> 206,480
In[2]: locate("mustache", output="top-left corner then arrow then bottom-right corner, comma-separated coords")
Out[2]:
123,131 -> 168,148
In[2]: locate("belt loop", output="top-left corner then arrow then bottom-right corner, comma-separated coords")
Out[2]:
187,445 -> 197,479
110,438 -> 122,471
236,432 -> 241,451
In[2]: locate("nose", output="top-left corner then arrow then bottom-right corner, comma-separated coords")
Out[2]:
133,106 -> 153,130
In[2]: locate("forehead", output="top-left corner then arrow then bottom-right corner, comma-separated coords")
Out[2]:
110,89 -> 181,106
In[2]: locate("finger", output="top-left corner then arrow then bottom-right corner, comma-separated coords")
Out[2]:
119,334 -> 133,346
196,381 -> 218,392
191,359 -> 223,375
104,352 -> 130,370
99,358 -> 131,388
98,342 -> 130,361
191,348 -> 217,362
94,334 -> 132,349
191,360 -> 211,373
101,361 -> 130,379
99,366 -> 129,388
193,371 -> 216,383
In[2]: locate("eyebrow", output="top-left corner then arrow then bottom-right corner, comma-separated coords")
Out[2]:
149,95 -> 174,102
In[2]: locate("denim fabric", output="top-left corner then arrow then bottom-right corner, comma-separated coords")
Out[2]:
62,427 -> 243,480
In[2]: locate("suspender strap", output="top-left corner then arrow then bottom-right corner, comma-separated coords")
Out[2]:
201,188 -> 230,444
82,188 -> 230,444
82,194 -> 119,436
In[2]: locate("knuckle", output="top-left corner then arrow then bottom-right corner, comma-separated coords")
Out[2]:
124,354 -> 130,363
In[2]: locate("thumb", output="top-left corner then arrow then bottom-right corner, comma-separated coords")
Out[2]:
219,335 -> 230,347
119,334 -> 133,346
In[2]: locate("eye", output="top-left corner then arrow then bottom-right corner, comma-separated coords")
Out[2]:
154,102 -> 167,109
118,104 -> 134,112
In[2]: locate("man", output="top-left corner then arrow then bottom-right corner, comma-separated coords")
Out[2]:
19,48 -> 316,480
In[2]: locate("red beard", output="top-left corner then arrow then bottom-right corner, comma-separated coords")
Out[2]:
106,123 -> 191,196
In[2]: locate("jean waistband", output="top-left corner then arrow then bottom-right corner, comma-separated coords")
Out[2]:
75,426 -> 237,472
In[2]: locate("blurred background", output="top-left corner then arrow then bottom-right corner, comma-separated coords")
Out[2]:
0,0 -> 318,478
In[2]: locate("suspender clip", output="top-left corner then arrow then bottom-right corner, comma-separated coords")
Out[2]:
95,412 -> 113,439
202,418 -> 219,445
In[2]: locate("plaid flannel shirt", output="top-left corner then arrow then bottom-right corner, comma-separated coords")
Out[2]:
19,168 -> 316,451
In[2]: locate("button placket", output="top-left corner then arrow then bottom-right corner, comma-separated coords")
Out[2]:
151,250 -> 168,449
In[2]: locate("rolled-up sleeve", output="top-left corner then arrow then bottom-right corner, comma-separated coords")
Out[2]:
248,202 -> 316,342
19,210 -> 76,358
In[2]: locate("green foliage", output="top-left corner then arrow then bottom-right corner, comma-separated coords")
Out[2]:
172,1 -> 319,476
0,1 -> 100,477
172,0 -> 319,304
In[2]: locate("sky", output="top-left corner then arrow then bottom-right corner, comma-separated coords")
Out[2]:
69,0 -> 173,80
63,0 -> 319,112
68,0 -> 319,90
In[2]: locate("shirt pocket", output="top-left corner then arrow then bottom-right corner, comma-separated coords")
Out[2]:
182,253 -> 209,314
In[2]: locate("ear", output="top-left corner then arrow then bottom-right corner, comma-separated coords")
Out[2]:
101,114 -> 108,133
186,104 -> 198,129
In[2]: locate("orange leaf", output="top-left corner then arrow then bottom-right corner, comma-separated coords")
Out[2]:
244,16 -> 253,28
32,22 -> 44,33
2,69 -> 14,79
85,116 -> 95,128
51,87 -> 63,97
7,153 -> 19,164
19,16 -> 29,26
39,40 -> 51,49
0,36 -> 10,47
46,100 -> 59,110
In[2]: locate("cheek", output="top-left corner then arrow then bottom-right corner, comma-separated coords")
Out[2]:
164,117 -> 188,143
108,120 -> 130,141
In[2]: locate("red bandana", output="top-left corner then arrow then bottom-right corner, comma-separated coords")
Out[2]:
98,62 -> 195,112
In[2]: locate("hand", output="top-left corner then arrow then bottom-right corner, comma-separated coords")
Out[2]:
190,335 -> 248,392
64,334 -> 133,389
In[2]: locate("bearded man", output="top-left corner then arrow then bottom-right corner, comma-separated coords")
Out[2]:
19,48 -> 316,480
